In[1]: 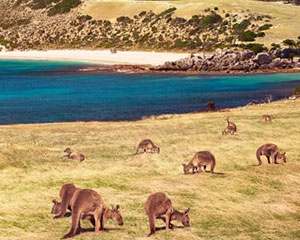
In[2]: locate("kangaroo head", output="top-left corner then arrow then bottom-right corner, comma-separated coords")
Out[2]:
111,205 -> 123,226
278,152 -> 286,163
156,147 -> 160,153
181,208 -> 190,227
182,164 -> 189,174
51,199 -> 61,214
64,147 -> 71,153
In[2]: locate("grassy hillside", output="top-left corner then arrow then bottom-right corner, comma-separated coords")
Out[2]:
1,99 -> 300,239
82,0 -> 300,47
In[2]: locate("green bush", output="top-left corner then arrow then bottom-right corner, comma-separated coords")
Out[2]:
283,39 -> 296,46
157,7 -> 176,18
294,87 -> 300,95
258,24 -> 272,31
240,43 -> 267,53
47,0 -> 81,16
233,19 -> 251,32
256,32 -> 265,37
238,30 -> 257,42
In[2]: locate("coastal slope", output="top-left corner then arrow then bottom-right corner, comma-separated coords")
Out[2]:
1,99 -> 300,239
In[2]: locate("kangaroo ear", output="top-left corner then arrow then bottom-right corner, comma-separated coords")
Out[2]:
184,208 -> 190,214
116,204 -> 120,210
182,164 -> 185,167
52,199 -> 58,204
283,152 -> 286,155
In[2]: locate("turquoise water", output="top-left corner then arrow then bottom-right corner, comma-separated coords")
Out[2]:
0,59 -> 300,124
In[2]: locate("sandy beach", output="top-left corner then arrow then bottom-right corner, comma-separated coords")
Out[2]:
0,49 -> 189,65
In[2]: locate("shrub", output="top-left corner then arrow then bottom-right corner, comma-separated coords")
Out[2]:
157,7 -> 176,18
294,87 -> 300,95
256,32 -> 265,37
77,15 -> 92,21
238,30 -> 257,42
206,101 -> 216,112
47,0 -> 81,16
240,43 -> 267,53
258,24 -> 272,31
283,39 -> 296,47
233,19 -> 251,32
271,43 -> 280,49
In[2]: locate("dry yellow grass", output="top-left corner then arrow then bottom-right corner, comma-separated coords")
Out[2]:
81,0 -> 300,46
1,99 -> 300,239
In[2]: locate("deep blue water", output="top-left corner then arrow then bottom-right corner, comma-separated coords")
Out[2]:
0,59 -> 300,124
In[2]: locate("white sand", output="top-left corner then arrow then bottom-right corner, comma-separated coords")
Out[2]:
0,50 -> 189,65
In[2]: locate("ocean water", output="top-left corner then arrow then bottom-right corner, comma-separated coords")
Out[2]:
0,59 -> 300,124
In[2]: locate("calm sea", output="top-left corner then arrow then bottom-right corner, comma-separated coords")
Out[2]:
0,59 -> 300,124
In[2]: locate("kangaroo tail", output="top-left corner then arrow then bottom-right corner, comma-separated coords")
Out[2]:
210,158 -> 216,174
135,147 -> 140,155
256,147 -> 262,165
148,214 -> 155,237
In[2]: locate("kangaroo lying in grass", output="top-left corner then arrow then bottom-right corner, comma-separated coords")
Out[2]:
52,183 -> 78,219
64,148 -> 85,162
261,114 -> 274,122
145,192 -> 190,237
222,118 -> 237,135
183,151 -> 215,174
135,139 -> 160,154
62,188 -> 123,239
256,143 -> 286,165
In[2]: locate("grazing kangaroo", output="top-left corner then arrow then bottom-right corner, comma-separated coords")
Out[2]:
135,139 -> 160,154
183,151 -> 215,174
222,118 -> 237,135
64,148 -> 85,162
81,205 -> 123,228
256,143 -> 286,165
261,114 -> 274,122
145,192 -> 190,237
52,184 -> 78,219
62,189 -> 107,239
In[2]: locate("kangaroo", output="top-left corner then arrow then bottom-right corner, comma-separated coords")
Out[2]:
62,189 -> 106,239
261,114 -> 274,122
145,192 -> 189,237
52,183 -> 78,219
135,139 -> 160,154
64,148 -> 85,162
222,118 -> 237,135
183,151 -> 215,174
156,208 -> 190,229
81,205 -> 123,228
256,143 -> 286,165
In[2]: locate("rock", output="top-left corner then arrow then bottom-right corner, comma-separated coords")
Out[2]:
253,52 -> 272,65
242,51 -> 255,60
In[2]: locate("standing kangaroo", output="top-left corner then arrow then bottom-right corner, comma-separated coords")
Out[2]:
183,151 -> 216,174
52,183 -> 79,219
64,148 -> 85,162
222,118 -> 237,135
256,143 -> 286,165
63,189 -> 119,239
145,192 -> 190,237
261,115 -> 274,122
135,139 -> 160,154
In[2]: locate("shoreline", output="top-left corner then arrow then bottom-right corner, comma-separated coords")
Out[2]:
79,64 -> 300,75
0,49 -> 189,66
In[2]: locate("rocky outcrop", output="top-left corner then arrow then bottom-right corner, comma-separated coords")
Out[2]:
156,49 -> 298,73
